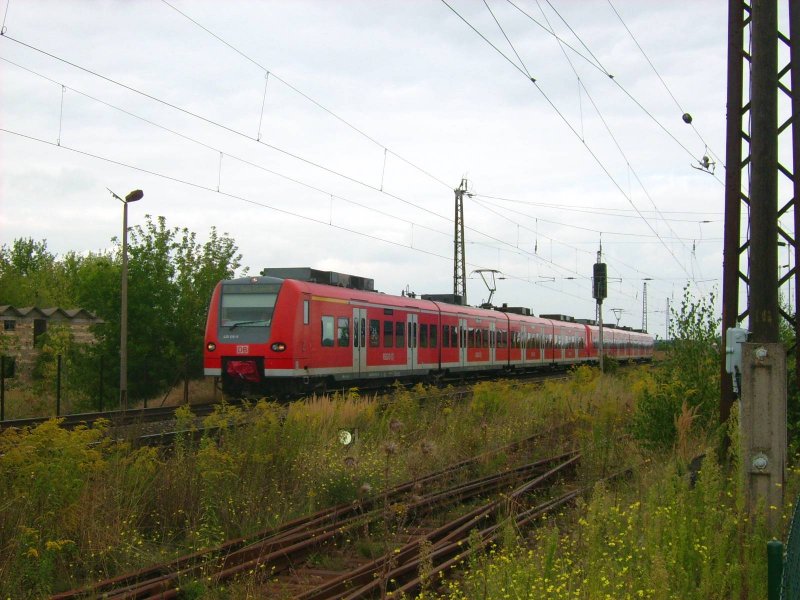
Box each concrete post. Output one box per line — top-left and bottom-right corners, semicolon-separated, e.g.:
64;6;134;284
739;342;787;533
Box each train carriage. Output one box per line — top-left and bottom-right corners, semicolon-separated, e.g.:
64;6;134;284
204;269;653;398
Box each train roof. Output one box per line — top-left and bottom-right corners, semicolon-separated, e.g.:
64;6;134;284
260;267;374;291
225;272;652;338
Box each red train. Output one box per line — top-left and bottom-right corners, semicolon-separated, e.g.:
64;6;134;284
203;268;654;397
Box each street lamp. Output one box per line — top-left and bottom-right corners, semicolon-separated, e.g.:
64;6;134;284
108;188;143;411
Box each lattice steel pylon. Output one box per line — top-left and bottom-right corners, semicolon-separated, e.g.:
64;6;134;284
642;281;648;333
721;0;799;424
453;178;470;304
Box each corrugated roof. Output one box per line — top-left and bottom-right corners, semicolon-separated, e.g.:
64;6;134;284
0;305;101;321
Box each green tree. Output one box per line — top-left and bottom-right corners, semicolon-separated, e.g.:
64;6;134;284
172;226;242;400
0;222;241;406
78;216;241;403
0;238;60;306
631;285;721;449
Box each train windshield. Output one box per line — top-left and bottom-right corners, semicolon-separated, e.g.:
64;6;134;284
220;283;282;328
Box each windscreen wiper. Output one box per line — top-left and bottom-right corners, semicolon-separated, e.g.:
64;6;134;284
229;319;268;330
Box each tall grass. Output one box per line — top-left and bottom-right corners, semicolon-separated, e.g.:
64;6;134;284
2;367;795;598
427;382;799;600
0;377;583;597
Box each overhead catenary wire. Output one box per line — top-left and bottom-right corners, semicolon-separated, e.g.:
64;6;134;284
0;34;463;228
0;50;637;289
504;0;724;184
473;193;722;216
0;125;663;310
440;0;695;282
469;196;663;283
0;7;704;324
529;0;705;275
473;195;717;239
0;54;486;249
160;0;454;192
605;0;725;170
474;194;721;222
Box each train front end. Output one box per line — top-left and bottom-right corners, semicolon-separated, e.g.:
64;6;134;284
204;275;292;397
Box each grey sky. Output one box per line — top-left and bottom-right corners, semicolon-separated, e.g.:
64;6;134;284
0;1;735;335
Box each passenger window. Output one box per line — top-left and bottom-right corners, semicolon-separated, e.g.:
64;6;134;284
321;316;335;347
384;320;394;347
453;326;459;348
443;324;450;348
430;324;437;348
338;317;350;347
396;321;405;348
420;324;428;348
369;319;380;347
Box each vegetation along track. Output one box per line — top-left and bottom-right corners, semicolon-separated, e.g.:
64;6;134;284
52;433;579;599
2;370;571;439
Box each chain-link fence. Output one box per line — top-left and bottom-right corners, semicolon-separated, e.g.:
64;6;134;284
782;490;800;599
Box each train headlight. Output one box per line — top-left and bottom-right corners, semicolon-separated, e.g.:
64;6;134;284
206;342;217;352
271;342;286;352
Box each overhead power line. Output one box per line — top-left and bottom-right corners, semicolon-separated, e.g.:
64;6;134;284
1;49;608;282
2;125;665;308
440;0;695;282
160;0;454;192
605;0;724;170
502;0;724;183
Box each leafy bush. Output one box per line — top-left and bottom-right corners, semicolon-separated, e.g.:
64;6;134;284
631;286;720;449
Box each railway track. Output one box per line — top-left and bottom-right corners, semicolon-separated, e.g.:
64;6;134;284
52;433;579;599
1;368;574;433
0;402;227;432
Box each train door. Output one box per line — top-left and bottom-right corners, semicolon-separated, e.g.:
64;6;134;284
459;317;468;367
299;294;311;359
489;321;496;364
519;324;527;367
406;313;418;371
538;326;546;363
352;308;367;376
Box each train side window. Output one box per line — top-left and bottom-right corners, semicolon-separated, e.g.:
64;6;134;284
338;317;350;347
369;319;380;347
396;321;405;348
484;329;489;348
430;324;437;348
384;320;394;347
452;326;459;348
442;324;450;348
303;300;309;325
420;324;428;348
321;316;335;347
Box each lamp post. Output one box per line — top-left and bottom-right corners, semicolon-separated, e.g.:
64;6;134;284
108;188;143;411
